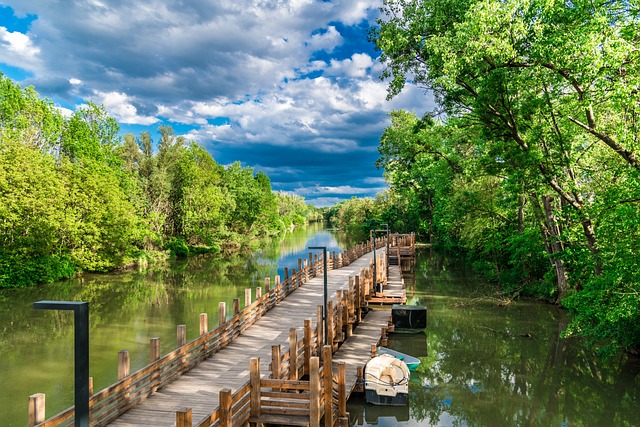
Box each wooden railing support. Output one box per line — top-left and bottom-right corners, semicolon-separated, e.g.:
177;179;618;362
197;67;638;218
271;345;281;380
118;350;130;380
28;393;45;427
177;325;186;347
200;313;208;335
150;337;160;362
218;302;226;326
310;357;321;427
338;362;346;418
322;345;333;427
245;288;252;307
176;407;192;427
220;388;232;427
289;328;298;380
304;319;312;375
250;358;261;419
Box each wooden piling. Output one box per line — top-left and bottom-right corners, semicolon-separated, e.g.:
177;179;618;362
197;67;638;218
218;302;226;326
245;288;252;307
271;345;281;380
28;393;45;427
304;319;312;375
200;313;208;335
177;325;186;347
150;337;160;362
118;350;130;380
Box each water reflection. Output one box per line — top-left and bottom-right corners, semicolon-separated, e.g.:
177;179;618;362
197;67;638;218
349;249;640;427
0;223;348;427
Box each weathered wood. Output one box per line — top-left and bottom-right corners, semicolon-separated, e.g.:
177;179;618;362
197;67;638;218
233;298;240;316
322;345;333;427
245;288;252;308
218;302;226;327
33;242;409;427
309;357;321;427
250;358;261;418
177;325;186;348
338;362;346;418
289;328;298;380
219;388;232;427
200;313;208;335
176;407;192;427
304;319;312;375
150;338;160;362
272;345;281;380
28;393;45;427
118;350;130;380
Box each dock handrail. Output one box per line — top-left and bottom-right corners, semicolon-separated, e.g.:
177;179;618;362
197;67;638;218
28;235;412;427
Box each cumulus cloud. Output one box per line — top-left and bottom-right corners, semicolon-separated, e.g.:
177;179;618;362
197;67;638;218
0;26;40;70
1;0;435;205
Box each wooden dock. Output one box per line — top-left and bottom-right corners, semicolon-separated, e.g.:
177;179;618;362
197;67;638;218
28;236;416;427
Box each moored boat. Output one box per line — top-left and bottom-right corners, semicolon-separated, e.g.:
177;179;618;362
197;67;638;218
364;354;410;406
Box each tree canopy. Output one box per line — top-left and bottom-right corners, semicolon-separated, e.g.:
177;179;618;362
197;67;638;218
0;74;316;287
369;0;640;357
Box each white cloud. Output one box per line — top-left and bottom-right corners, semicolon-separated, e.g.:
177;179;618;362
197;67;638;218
92;91;160;125
0;27;40;70
328;53;374;78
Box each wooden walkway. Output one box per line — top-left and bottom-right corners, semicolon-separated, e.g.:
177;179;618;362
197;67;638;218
110;250;384;426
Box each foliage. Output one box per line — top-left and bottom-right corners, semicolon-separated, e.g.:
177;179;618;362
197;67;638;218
0;74;316;287
371;0;640;356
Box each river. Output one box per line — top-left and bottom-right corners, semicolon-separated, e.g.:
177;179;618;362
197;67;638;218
0;223;348;427
1;228;638;426
348;248;640;426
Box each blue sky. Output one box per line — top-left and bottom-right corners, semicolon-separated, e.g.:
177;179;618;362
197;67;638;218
0;1;434;206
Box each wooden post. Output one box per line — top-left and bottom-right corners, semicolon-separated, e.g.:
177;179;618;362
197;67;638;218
256;286;262;300
308;252;313;279
271;345;281;380
176;408;192;427
284;267;289;281
338;362;346;418
233;298;240;316
177;325;186;347
245;288;252;307
356;367;365;392
335;291;343;342
150;337;160;362
220;388;232;427
200;313;208;335
275;275;281;287
323;345;333;427
381;326;388;346
89;376;93;395
250;358;261;418
316;305;324;356
28;393;45;427
289;328;298;380
310;357;321;427
327;300;334;348
298;258;303;281
354;275;362;323
218;302;226;326
150;337;161;394
264;277;271;293
304;319;312;375
118;350;130;380
371;344;377;358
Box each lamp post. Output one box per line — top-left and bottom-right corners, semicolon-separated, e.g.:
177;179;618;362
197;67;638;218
308;246;328;344
33;301;89;427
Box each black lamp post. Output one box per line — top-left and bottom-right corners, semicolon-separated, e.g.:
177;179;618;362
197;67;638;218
33;301;89;427
308;246;328;344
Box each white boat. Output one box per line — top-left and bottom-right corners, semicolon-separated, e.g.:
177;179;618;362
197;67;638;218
364;354;410;406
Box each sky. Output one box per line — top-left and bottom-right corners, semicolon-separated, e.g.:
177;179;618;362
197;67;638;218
0;0;434;207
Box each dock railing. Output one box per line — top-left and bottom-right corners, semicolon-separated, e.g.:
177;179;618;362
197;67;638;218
28;235;406;427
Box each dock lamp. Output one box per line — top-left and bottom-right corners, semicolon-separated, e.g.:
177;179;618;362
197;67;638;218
33;301;89;427
308;246;328;345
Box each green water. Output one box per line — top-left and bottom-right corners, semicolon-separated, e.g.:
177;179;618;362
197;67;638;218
348;249;640;427
0;223;349;427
